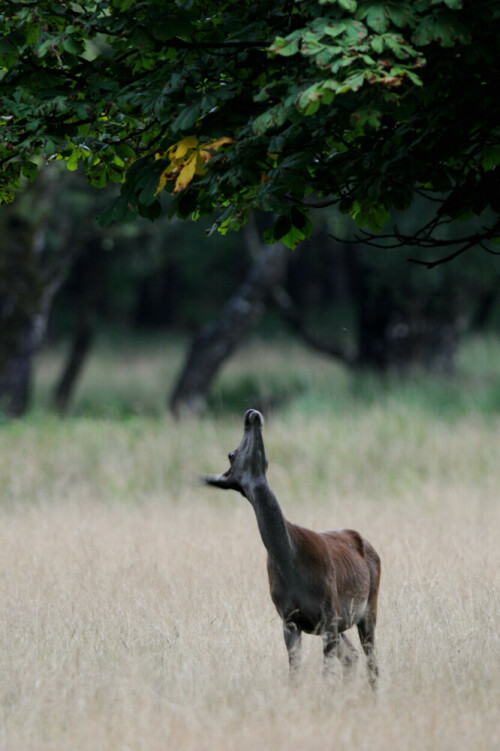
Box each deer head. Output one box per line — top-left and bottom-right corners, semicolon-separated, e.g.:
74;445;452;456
204;408;268;497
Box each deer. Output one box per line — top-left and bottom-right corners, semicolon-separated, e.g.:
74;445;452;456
203;408;381;688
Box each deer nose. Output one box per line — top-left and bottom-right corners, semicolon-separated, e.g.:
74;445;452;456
244;409;264;427
228;451;236;462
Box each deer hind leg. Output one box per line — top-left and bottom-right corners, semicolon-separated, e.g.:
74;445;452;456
337;633;359;679
283;621;302;679
357;615;378;690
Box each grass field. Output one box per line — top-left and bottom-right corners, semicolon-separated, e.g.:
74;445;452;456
1;336;499;750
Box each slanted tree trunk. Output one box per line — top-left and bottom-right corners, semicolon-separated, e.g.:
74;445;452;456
270;286;355;366
0;177;77;418
0;264;73;418
52;311;95;415
169;221;287;415
52;239;103;415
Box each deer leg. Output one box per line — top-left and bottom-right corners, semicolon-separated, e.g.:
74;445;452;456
337;633;359;678
283;621;302;678
322;627;340;680
357;615;378;690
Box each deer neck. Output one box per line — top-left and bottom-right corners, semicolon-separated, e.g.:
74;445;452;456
246;479;295;567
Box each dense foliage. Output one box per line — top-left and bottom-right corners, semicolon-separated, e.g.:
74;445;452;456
1;0;500;257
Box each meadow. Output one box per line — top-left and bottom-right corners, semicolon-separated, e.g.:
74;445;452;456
0;335;499;750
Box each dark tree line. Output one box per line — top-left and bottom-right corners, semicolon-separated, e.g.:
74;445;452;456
1;171;499;419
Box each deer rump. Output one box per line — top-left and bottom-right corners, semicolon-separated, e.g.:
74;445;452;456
267;526;380;635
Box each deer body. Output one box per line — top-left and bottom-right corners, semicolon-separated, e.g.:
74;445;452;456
204;409;380;687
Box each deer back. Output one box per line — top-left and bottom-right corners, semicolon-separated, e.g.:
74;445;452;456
266;525;379;634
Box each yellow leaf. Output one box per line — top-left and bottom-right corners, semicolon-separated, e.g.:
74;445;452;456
205;136;235;151
173;154;197;193
155;135;234;195
199;136;235;164
168;135;198;161
155;167;171;196
194;152;207;176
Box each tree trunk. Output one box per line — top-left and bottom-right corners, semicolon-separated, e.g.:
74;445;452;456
51;239;103;415
0;176;77;418
272;242;460;375
52;312;95;415
0;313;49;418
270;286;355;365
169;223;287;415
355;251;460;374
471;288;498;331
0;271;74;418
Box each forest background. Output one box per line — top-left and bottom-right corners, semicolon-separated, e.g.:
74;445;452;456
0;2;499;750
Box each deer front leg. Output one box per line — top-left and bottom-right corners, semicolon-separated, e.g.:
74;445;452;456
337;632;359;679
283;621;302;678
322;627;340;681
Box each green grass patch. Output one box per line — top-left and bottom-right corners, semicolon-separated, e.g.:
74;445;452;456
30;332;500;422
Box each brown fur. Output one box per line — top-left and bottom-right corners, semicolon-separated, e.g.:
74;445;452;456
204;409;381;687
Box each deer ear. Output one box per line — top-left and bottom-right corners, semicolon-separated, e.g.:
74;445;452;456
202;473;234;490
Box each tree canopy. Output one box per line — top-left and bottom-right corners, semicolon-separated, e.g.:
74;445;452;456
1;0;500;261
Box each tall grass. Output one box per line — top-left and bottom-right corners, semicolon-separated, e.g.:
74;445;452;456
0;335;499;750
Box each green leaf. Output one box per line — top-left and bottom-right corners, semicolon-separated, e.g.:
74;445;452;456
290;206;312;237
296;83;325;112
172;103;201;132
338;0;357;12
264;214;291;243
386;7;414;28
63;37;84;56
364;6;390;33
43;140;57;157
351;200;390;231
21;161;38;181
414;17;458;47
90;167;108;188
138;171;164;206
351;107;381;129
138;199;161;219
322;22;346;39
481;147;500;171
115;143;135;160
370;36;385;54
281;224;307;249
66;150;79;171
0;186;15;206
98;192;137;226
269;34;300;57
25;23;40;46
252;103;290;135
0;35;20;68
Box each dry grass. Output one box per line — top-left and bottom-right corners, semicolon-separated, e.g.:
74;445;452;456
1;340;500;750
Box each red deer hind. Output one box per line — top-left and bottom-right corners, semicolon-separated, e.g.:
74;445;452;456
204;409;381;688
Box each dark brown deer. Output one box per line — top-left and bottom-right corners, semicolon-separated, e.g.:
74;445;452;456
204;409;381;688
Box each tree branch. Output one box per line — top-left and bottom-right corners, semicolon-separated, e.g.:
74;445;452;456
270;287;356;366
